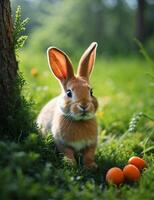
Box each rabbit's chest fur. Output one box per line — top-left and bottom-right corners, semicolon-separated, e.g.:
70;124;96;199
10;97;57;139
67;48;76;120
52;111;98;151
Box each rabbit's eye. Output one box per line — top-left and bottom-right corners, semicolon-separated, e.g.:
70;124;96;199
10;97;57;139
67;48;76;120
90;88;93;96
66;89;72;98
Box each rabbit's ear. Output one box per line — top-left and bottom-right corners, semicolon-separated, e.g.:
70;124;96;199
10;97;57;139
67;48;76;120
77;42;97;79
47;47;74;83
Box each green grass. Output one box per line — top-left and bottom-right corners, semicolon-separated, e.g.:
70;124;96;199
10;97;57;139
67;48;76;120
20;52;154;133
1;51;154;200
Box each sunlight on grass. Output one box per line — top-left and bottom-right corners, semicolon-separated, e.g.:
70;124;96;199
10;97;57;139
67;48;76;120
0;50;153;199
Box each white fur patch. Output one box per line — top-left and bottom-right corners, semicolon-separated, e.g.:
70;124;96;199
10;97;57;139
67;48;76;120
68;139;95;151
70;113;95;121
56;137;96;151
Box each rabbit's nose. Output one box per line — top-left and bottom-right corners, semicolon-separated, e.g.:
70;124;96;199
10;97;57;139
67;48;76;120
78;104;88;112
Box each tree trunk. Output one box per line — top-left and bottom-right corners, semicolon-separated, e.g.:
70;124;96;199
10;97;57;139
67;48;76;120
136;0;145;42
0;0;18;136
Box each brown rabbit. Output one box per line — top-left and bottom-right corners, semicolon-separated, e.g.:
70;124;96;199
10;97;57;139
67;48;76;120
37;42;98;168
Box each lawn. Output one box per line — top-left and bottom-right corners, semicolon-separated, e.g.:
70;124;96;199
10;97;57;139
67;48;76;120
0;52;154;200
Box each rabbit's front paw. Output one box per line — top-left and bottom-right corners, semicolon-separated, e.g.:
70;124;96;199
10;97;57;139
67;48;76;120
83;145;97;169
64;156;77;166
63;147;76;166
84;162;98;170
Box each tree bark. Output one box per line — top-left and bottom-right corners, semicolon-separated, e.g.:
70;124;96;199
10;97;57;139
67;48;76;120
136;0;145;42
0;0;18;135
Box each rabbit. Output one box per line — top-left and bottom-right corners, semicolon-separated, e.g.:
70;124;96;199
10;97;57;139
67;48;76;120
37;42;98;169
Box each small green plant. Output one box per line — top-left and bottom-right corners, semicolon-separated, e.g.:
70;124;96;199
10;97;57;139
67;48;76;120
13;6;29;51
141;130;154;155
128;112;154;133
134;38;153;64
128;112;143;133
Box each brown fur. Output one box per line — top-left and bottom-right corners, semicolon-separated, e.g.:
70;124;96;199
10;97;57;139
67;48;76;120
55;115;97;142
37;42;98;169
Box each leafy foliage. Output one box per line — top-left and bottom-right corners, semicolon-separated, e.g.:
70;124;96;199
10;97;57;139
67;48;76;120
1;72;37;140
1;6;36;140
0;130;154;200
13;5;29;51
134;38;153;63
128;112;154;133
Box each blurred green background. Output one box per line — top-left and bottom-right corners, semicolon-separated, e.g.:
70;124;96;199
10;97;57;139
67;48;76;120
11;0;154;57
